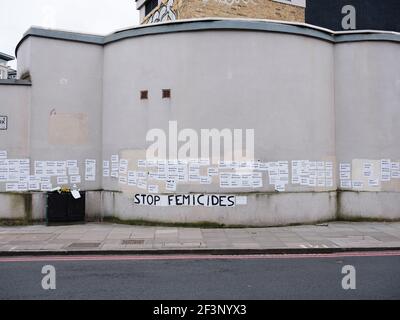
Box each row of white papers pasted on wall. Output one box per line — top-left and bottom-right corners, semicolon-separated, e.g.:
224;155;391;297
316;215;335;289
1;150;399;193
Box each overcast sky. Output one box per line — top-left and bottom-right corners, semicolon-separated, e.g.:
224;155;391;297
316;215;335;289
0;0;140;69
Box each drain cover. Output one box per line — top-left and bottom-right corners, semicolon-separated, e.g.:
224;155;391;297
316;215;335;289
68;242;101;248
122;239;145;245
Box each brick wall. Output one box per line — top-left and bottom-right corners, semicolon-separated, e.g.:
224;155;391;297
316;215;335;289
142;0;305;24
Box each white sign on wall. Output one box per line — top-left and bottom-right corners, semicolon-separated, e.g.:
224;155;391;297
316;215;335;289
134;194;247;207
0;116;7;130
273;0;306;8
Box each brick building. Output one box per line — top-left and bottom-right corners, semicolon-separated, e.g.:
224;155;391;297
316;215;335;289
135;0;306;24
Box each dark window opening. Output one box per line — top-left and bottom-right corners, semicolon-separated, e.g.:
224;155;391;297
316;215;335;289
162;89;171;99
145;0;159;16
140;90;148;100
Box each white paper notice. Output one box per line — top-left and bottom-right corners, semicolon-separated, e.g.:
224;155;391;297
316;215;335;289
291;160;301;185
28;182;40;191
138;160;147;168
340;171;351;180
66;160;78;168
392;171;400;179
137;179;147;190
391;162;400;179
199;158;210;166
368;179;380;187
317;178;326;187
70;175;81;184
40;176;50;184
200;176;212;185
381;159;391;182
188;163;200;182
57;176;69;185
326;179;334;187
68;166;79;175
166;180;177;191
127;171;137;186
241;174;252;188
308;178;317;187
111;161;119;171
252;173;263;188
363;163;373;177
167;165;178;180
207;167;219;176
325;162;333;180
17;183;28;191
148;172;157;180
45;161;56;176
340;163;351;172
177;165;187;182
103;168;110;177
219;173;230;188
6;183;18;192
230;174;241;188
146;159;157;167
111;155;119;178
340;180;352;189
71;190;81;199
110;171;119;178
119;175;127;184
258;162;269;171
85;159;96;181
0;160;8;182
168;159;178;166
40;183;53;191
111;154;119;162
148;185;159;193
218;161;228;169
119;159;128;174
352;181;364;189
339;163;351;183
137;171;147;179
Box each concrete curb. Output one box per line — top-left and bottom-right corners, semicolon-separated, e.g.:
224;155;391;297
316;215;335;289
1;247;400;257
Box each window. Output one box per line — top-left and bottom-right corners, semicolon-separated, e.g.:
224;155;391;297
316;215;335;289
145;0;159;16
140;90;149;100
162;89;171;99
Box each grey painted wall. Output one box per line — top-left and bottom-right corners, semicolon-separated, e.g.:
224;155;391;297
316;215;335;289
335;41;400;164
0;20;398;224
102;31;336;193
333;41;400;220
17;37;104;190
0;85;30;164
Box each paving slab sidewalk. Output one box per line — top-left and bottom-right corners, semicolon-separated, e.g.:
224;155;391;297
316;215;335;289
0;222;400;255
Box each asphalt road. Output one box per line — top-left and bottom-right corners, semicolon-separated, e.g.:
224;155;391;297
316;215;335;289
0;252;399;300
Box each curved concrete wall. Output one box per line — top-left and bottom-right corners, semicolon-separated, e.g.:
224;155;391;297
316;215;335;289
335;41;400;220
101;29;337;225
15;37;104;191
335;41;400;162
2;20;399;225
102;30;336;192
